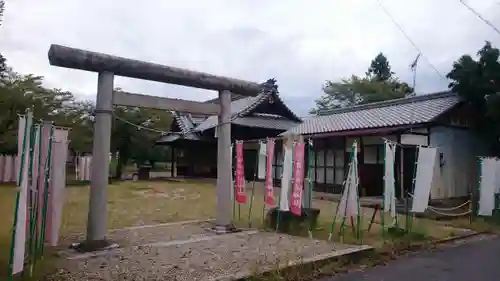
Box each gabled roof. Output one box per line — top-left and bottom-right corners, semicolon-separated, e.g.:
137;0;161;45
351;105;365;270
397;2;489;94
159;79;302;143
283;91;460;136
170;112;204;140
193;91;301;132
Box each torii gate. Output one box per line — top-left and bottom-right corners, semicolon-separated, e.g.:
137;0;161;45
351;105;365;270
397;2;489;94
48;44;263;250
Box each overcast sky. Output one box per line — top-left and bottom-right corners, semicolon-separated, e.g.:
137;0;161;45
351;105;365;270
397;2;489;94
1;0;500;116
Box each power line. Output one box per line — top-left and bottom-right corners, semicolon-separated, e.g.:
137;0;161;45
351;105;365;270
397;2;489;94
458;0;500;37
374;0;448;82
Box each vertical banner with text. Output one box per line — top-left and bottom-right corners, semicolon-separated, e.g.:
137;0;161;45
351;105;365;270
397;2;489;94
290;141;305;216
234;141;247;204
265;139;276;207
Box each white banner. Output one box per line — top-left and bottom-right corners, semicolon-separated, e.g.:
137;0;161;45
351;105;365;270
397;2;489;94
337;142;359;218
257;142;267;180
47;129;69;246
479;157;498;216
411;147;438;213
280;143;293;211
13;113;32;274
383;142;397;218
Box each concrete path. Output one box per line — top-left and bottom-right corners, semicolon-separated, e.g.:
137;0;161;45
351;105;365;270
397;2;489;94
320;234;499;281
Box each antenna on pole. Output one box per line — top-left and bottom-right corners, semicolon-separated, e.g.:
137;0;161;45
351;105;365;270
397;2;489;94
408;53;421;134
410;53;421;93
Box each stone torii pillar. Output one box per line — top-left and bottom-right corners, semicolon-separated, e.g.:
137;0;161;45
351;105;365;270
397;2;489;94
48;44;262;249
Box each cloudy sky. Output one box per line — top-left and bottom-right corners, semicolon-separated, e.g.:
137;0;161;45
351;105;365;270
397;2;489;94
1;0;500;116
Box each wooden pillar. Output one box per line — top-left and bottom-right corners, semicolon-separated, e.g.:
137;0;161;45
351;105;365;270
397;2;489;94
359;136;365;196
170;146;175;178
301;135;312;209
396;133;403;199
322;139;327;192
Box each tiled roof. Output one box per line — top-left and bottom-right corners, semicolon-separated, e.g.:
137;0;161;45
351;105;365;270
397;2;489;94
171;112;201;140
194;91;301;132
232;115;300;131
164;79;302;141
194;94;267;132
283;92;460;136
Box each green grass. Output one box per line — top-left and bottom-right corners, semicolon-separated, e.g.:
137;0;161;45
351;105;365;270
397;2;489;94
0;180;487;280
0;185;16;279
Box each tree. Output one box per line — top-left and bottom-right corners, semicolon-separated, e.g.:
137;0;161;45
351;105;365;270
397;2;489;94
58;100;95;153
0;70;76;152
0;53;173;176
110;90;173;178
447;41;500;138
366;53;394;82
0;0;7;77
310;53;413;114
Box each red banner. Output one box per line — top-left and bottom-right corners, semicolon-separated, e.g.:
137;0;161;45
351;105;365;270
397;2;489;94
234;141;247;204
290;141;305;215
265;139;276;206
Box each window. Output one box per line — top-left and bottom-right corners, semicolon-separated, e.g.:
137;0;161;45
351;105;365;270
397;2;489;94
326;167;334;184
364;145;384;164
313;146;346;186
316;168;325;184
364;146;378;164
335;168;345;185
335;150;345;185
272;143;284;180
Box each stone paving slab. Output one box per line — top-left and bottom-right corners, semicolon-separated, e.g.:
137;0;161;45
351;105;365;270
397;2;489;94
51;221;372;281
58;219;215;249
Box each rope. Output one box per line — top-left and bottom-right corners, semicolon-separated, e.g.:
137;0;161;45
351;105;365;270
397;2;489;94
114;111;235;136
427;207;472;217
407;192;471;211
427;200;471;211
113;114;172;135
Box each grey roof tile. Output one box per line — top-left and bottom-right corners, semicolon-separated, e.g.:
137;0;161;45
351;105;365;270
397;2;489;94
194;93;274;132
168;79;302;137
171;112;200;140
232;116;300;131
284;92;460;135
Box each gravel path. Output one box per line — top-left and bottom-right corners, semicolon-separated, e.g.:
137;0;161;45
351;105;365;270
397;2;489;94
319;234;499;281
50;221;368;281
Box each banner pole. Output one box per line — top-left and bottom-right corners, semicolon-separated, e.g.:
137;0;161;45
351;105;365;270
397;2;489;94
276;140;294;232
381;142;387;241
27;123;37;277
231;143;236;221
306;139;314;238
33;125;44;268
39;124;54;259
340;153;354;243
353;142;362;243
247;145;259;228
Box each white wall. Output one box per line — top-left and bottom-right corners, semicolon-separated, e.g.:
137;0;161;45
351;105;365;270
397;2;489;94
429;126;486;199
401;134;428;146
